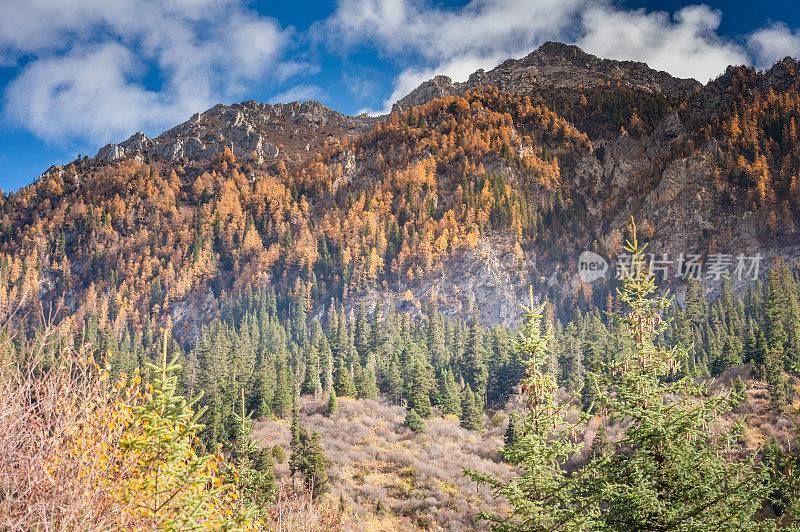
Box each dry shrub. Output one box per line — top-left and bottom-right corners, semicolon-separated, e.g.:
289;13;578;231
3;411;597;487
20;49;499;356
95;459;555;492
262;481;342;532
0;327;130;530
254;395;513;531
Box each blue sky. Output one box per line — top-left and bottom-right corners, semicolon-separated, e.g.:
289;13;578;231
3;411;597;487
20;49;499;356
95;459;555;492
0;0;799;192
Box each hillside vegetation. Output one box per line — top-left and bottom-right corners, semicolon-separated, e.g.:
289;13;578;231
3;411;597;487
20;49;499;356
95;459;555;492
4;43;800;530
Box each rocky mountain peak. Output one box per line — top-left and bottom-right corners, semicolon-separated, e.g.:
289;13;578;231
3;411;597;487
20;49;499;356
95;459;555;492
764;56;800;88
392;75;456;113
395;41;701;110
95;99;377;165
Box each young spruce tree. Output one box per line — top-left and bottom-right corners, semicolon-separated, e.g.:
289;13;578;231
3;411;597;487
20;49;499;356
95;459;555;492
466;288;595;530
587;227;769;530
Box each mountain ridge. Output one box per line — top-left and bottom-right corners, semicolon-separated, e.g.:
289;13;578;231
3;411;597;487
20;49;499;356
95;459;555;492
95;99;378;166
92;41;705;168
6;41;800;334
88;41;800;174
394;41;703;111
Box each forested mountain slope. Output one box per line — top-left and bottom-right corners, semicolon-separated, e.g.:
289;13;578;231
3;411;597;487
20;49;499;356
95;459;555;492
2;42;800;337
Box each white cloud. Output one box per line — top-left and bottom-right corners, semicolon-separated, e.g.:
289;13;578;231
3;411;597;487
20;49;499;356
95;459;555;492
0;0;295;145
578;5;748;83
326;0;583;61
6;44;165;145
3;0;800;147
748;23;800;69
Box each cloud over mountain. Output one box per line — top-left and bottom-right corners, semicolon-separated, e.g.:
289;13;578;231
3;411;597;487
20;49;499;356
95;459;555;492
326;0;758;114
1;0;295;145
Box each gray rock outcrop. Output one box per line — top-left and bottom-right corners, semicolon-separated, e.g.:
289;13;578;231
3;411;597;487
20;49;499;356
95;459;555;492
95;100;377;164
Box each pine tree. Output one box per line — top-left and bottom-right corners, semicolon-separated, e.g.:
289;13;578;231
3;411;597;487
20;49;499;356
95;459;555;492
464;310;488;406
356;363;379;399
300;344;321;398
290;394;300;453
290;425;330;499
230;389;274;510
732;375;748;408
715;336;743;375
385;353;404;404
333;356;356;397
327;388;338;415
767;370;787;412
502;412;519;456
427;304;448;368
321;337;334;394
590;422;611;460
587;224;769;530
355;303;370;362
558;321;582;390
460;383;481;431
466;289;594;530
119;331;241;529
272;444;286;463
404;408;426;433
780;396;800;523
272;356;291;418
749;328;769;379
467;226;771;531
437;367;461;416
254;448;277;503
765;268;788;369
406;358;433;418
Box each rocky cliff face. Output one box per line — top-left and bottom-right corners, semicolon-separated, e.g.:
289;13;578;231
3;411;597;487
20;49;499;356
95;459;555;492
372;46;800;323
96;100;377;165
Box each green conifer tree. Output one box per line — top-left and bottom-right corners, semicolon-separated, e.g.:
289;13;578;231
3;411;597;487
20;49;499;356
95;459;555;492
333;356;356;397
590;422;611;460
327;388;338;415
460;383;481;431
122;331;241;529
587;225;769;530
466;290;593;530
467;225;771;531
502;412;519;456
732;375;748;409
230;389;274;511
404;408;426;433
272;356;291;418
290;426;330;499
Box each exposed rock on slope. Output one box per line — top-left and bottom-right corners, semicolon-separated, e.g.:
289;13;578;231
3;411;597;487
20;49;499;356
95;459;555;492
96;100;377;165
